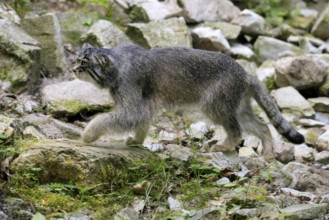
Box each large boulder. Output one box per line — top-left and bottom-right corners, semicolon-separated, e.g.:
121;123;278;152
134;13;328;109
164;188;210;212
41;79;113;118
274;55;329;90
127;17;192;48
13;139;149;184
0;19;40;93
254;36;305;63
180;0;240;23
80;19;131;48
22;13;66;77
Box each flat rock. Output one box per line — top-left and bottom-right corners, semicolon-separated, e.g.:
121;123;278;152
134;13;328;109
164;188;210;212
13;139;149;184
271;86;315;119
41;79;113;118
127;17;191;49
80;19;131;48
308;97;329;113
254;36;305;63
274;55;329;90
180;0;240;23
281;188;317;202
281;204;329;220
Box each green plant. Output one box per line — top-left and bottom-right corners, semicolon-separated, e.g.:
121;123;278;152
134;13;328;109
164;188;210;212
251;0;292;26
8;0;30;18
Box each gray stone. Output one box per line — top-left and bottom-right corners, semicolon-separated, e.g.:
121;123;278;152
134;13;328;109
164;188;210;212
192;27;230;54
205;152;241;171
127;17;191;49
0;19;40;93
114;207;138;220
158;130;178;144
234;207;280;219
281;203;329;220
281;188;317;202
0;3;20;24
305;127;326;146
231;43;254;60
180;0;240;23
168;196;182;211
41;79;113;118
80;20;131;48
294;144;315;162
22;13;66;77
311;3;329;40
315;112;329;124
254;36;305;63
299;118;326;127
271;86;315;119
274;55;329;90
255;60;276;82
187;121;209;140
232;9;265;36
308;97;329;113
0;115;15;144
236;60;257;76
320;194;329;204
22;126;46;140
216;177;230;186
315;151;329;164
0;211;8;220
315;130;329;151
199;21;241;40
274;140;295;163
165;144;193;161
129;0;182;22
238;147;258;158
281;162;312;188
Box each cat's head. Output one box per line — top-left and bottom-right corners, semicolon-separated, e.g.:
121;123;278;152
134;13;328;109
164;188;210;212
72;43;112;87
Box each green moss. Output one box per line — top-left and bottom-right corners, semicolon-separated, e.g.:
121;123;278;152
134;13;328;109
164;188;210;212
129;6;149;22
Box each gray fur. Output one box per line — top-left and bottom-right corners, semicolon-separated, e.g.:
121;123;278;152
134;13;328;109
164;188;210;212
73;43;304;161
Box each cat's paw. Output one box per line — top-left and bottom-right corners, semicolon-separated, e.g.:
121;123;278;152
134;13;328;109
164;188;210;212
125;136;142;146
82;130;99;143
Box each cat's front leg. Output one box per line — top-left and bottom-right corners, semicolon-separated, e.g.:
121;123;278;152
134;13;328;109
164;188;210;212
82;113;110;143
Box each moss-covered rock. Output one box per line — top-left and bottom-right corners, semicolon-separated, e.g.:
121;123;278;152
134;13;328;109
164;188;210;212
13;139;149;184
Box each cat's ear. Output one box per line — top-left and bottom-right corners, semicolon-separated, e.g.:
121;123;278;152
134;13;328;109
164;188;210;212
94;53;110;66
82;43;93;49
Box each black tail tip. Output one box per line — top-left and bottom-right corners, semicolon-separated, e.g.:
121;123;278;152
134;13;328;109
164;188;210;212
288;132;305;144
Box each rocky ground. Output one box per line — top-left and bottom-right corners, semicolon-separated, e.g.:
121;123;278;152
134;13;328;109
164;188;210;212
1;0;329;219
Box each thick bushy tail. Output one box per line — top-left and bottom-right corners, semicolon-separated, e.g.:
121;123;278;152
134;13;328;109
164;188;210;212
247;75;304;144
